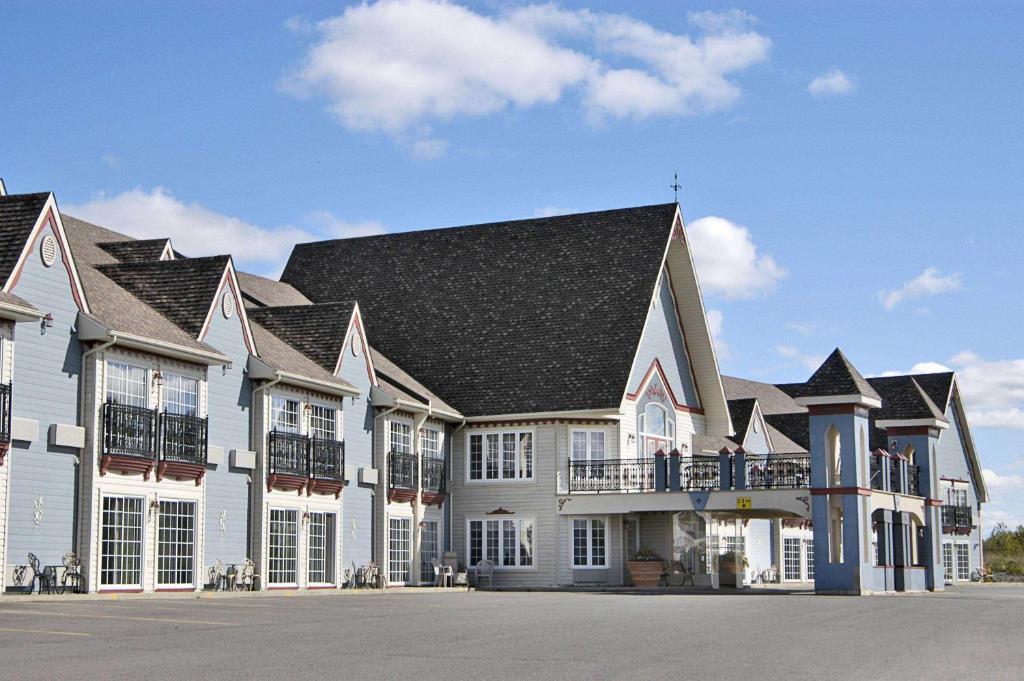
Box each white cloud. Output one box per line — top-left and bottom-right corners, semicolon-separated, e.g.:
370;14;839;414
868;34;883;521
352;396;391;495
101;154;121;170
785;321;816;336
706;308;730;360
879;267;963;311
533;206;570;218
775;344;825;371
66;187;384;276
686;216;787;299
808;68;855;97
983;469;1024;490
282;1;770;151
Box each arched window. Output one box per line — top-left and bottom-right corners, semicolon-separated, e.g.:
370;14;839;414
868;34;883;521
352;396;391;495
901;444;916;466
638;403;675;457
825;425;841;487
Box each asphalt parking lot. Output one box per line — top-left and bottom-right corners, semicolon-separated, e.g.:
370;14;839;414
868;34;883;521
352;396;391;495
0;585;1020;681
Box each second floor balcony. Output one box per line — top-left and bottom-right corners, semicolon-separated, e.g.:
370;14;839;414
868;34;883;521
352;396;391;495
101;402;208;484
942;504;973;532
267;430;345;497
388;450;417;502
0;382;12;466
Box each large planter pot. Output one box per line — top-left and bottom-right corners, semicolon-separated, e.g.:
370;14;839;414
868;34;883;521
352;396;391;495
718;558;740;587
628;560;663;587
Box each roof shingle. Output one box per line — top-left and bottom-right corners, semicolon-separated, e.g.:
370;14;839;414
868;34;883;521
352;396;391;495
798;348;881;402
98;238;171;263
0;192;49;283
247;302;355;373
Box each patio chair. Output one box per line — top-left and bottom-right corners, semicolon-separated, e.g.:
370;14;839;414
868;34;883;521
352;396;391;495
57;552;83;594
238;558;260;591
475;559;494;589
661;560;695;587
210;560;225;590
26;553;55;594
432;557;454;587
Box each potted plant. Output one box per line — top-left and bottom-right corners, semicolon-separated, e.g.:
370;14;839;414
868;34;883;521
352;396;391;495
717;550;748;587
627;547;664;587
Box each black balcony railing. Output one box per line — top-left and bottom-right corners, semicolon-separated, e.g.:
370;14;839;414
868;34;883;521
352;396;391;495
870;457;884;490
268;430;309;477
568;459;656;492
389;450;417;490
103;402;157;458
310;437;345;481
745;455;811;489
158;412;208;465
0;382;11;444
942;505;973;528
906;464;920;496
682;457;720;491
422;457;446;495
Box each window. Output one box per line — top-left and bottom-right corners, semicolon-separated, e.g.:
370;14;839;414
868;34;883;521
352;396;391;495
390;422;412;454
309;405;337;441
783;537;802;581
467;518;534;568
948;487;968;506
106;361;148;407
805;540;815;580
942;543;954;583
720;535;746;556
268;509;299;585
639;403;674;456
157;500;196;587
467;431;533;481
420;520;439;582
571;431;606;463
100;495;145;588
955;544;970;581
307;512;336;585
270;397;300;434
572;517;607;568
161;374;198;416
420;428;441;459
389;517;412;584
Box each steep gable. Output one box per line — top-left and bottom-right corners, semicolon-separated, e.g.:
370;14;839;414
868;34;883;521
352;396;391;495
796;348;880;403
248;302;356;374
282;203;679;416
98;238;174;263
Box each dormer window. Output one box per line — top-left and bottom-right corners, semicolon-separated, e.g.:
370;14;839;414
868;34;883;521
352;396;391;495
638;403;675;456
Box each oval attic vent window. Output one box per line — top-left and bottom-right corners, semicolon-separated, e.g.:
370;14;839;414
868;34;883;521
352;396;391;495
352;332;362;356
222;291;235;319
40;234;57;267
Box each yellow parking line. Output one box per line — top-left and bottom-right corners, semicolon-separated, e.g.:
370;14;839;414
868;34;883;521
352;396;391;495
0;626;90;637
0;608;237;626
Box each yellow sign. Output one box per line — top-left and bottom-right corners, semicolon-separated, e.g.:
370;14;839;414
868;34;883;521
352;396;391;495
736;496;752;510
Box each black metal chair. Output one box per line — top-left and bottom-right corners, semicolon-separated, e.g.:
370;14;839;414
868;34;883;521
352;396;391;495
57;552;83;594
26;553;55;594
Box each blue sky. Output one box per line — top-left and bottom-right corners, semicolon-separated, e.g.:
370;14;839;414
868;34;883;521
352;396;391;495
3;2;1023;530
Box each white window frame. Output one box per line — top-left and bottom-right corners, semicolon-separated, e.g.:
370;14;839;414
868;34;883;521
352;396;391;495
307;511;337;586
388;516;413;584
571;429;607;464
269;395;301;434
268;507;299;586
99;494;146;589
160;373;199;417
954;542;971;581
420;427;442;459
156;498;197;588
390;420;413;455
638;402;675;455
420;519;441;583
465;429;535;483
570;516;608;569
106;361;149;408
309;402;338;442
465;517;536;570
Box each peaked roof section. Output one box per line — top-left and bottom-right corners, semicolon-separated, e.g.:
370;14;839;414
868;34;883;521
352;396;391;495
97;256;231;338
727;398;758;442
281;203;679;417
236;271;312;309
248;321;357;394
797;348;881;402
370;347;460;416
866;375;947;422
721;376;805;416
909;372;955;413
99;238;172;263
0;192;50;283
247;302;356;373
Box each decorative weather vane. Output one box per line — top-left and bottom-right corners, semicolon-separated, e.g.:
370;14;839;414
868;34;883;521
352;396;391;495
670;173;682;202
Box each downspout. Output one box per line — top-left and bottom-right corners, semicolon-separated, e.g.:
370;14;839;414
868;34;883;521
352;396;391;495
249;372;282;580
448;415;467;559
373;404;400;569
77;334;116;592
412;407;429;584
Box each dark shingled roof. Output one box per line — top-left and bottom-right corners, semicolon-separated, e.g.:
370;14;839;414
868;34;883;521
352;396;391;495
98;238;171;263
247;302;356;373
237;271;312;309
0;192;49;282
866;375;947;422
764;412;810;451
727;398;758;442
281;203;679;416
97;256;229;338
797;348;881;402
909;372;955;413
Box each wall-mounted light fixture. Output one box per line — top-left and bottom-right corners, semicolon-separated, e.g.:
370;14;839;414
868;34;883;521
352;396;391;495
42;313;54;329
152;370;164;388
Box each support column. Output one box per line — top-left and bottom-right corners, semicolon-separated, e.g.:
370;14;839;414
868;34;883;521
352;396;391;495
668;449;681;492
654;449;667;492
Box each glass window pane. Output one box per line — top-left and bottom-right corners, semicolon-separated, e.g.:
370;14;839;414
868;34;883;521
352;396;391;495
485;434;500;480
270;397;300;433
502;433;516;479
573;519;587;566
519;433;533;479
519;520;533;566
591;519;606;566
310;405;336;441
469;435;483;480
469;520;483;565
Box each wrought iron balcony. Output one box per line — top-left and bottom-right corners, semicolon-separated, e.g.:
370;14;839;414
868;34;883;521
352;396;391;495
889;463;901;494
422;456;446;495
942;504;973;528
310;437;345;481
568;459;656;492
744;455;811;489
682;457;720;491
102;402;157;459
158;412;208;465
389;450;417;490
0;382;11;444
268;430;309;477
906;464;920;496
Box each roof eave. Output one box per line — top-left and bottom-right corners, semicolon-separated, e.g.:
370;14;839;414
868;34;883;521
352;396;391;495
0;300;44;322
875;418;949;430
248;355;360;398
795;394;882;409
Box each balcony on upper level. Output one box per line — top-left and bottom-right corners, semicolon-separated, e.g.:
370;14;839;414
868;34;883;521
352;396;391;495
266;431;345;497
942;505;973;534
101;402;209;484
0;382;11;466
421;456;447;505
387;450;417;503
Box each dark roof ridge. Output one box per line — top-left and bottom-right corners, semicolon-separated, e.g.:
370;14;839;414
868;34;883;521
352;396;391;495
247;301;357;373
800;348;881;401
